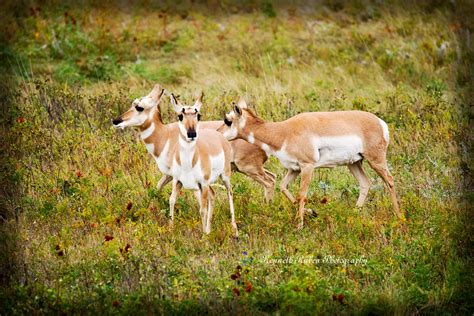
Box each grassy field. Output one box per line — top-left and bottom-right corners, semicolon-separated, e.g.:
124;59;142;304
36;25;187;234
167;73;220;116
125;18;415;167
1;1;473;314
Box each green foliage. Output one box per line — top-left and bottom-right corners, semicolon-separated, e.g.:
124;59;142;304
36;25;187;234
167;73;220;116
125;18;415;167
1;1;472;315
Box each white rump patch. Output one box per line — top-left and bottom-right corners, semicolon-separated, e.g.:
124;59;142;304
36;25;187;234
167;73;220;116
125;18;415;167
378;118;389;143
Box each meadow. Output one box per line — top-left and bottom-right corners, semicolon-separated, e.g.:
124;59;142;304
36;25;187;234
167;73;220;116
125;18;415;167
0;1;473;314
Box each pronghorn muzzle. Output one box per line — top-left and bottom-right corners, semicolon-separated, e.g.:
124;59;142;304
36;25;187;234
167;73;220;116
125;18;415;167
112;117;123;126
187;129;197;140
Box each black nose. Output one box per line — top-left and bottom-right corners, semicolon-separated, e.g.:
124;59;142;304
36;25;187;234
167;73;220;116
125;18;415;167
112;117;123;125
187;130;197;139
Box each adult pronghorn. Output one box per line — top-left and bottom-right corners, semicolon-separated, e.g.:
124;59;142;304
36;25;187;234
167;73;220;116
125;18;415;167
112;86;275;202
168;92;237;236
112;85;240;235
218;98;401;229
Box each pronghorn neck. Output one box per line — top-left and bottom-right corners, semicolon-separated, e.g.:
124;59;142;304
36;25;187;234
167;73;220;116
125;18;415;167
242;119;284;153
177;132;199;168
140;108;164;141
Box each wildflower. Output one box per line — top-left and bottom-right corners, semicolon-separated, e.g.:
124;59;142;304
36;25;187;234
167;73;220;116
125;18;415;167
244;281;253;293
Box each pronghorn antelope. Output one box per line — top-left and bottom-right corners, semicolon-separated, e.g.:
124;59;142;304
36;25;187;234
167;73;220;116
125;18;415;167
218;98;401;229
112;86;275;202
168;93;237;236
112;85;241;235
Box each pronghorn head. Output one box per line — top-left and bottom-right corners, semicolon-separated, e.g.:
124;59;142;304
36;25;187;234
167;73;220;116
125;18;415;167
170;92;203;142
218;97;254;141
112;84;164;129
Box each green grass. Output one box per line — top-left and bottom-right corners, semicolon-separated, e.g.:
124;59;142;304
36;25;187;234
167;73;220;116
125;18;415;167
1;1;473;314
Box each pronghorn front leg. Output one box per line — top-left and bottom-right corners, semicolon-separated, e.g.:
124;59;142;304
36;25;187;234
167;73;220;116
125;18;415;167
169;179;182;226
280;169;300;204
199;186;210;233
296;164;314;230
157;174;172;191
205;186;216;235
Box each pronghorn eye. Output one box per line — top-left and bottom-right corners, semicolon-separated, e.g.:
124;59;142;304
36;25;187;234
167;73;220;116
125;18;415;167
197;113;201;121
135;105;144;112
178;114;183;121
224;118;232;126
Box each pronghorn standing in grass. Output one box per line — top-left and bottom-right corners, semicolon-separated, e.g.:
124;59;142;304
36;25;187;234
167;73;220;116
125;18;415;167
112;86;275;202
218;98;401;229
112;85;239;235
168;93;237;236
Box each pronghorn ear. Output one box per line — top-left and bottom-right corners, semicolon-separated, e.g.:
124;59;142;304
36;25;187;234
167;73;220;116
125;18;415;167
233;102;242;116
223;111;232;126
194;91;203;112
170;93;182;113
237;97;248;109
148;84;163;100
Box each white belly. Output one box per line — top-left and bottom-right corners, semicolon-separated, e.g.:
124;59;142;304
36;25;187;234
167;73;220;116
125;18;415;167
171;159;203;190
313;135;363;168
171;151;225;190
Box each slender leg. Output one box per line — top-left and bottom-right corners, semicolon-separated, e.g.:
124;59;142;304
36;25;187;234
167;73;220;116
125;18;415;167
366;158;401;218
169;179;182;226
348;161;371;207
205;186;215;235
200;186;209;232
221;175;239;237
296;165;314;230
236;166;276;202
242;171;275;203
263;170;277;202
280;169;300;204
156;174;172;191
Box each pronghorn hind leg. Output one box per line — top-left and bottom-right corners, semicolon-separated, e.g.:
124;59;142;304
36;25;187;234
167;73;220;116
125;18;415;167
348;161;371;207
157;174;172;191
366;158;401;218
242;169;276;203
234;163;276;202
265;169;277;182
262;169;276;202
296;165;314;230
169;179;182;227
280;169;300;204
221;175;238;237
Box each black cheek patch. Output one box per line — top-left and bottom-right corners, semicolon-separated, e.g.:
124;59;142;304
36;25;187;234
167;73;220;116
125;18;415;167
178;114;183;121
197;114;201;121
224;118;232;126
